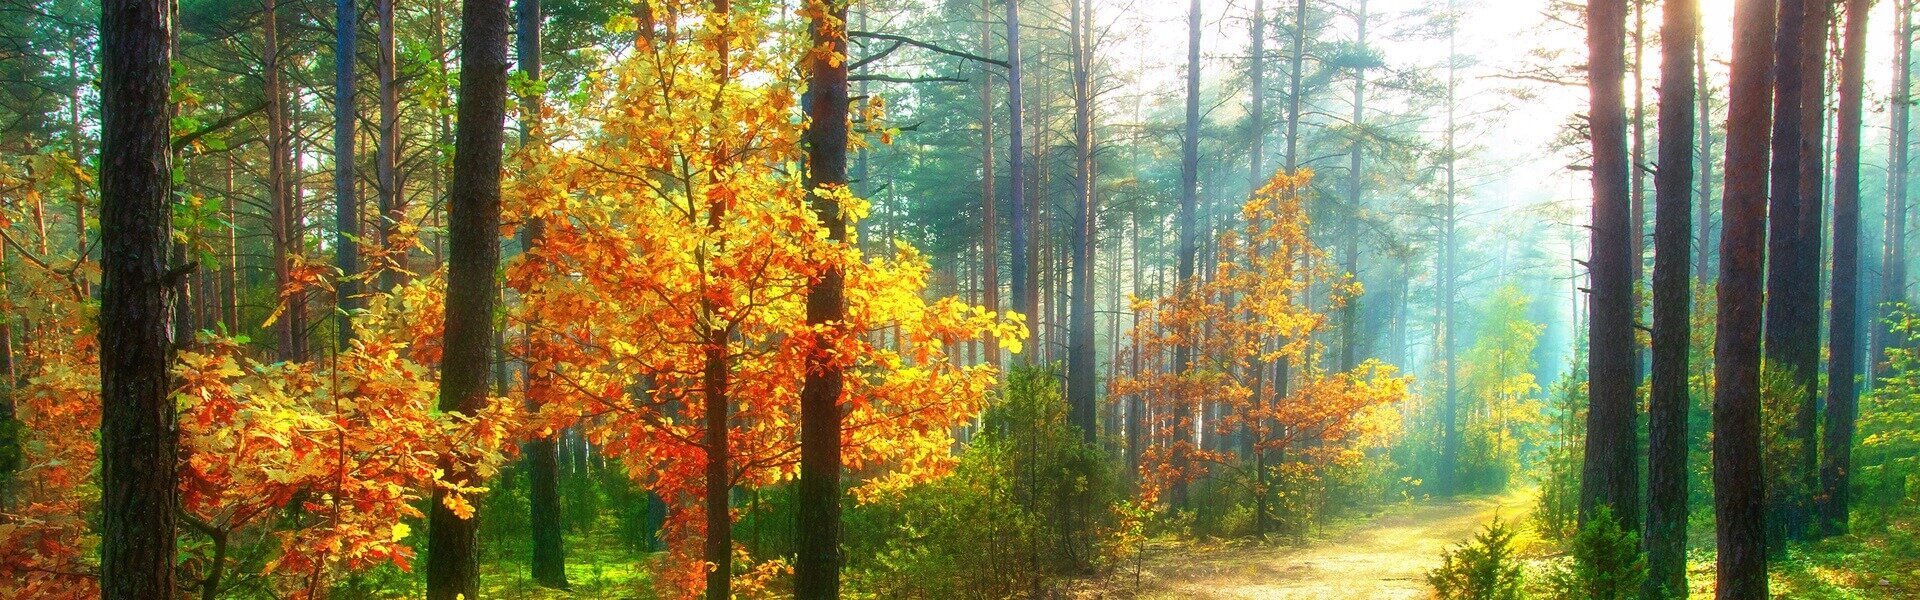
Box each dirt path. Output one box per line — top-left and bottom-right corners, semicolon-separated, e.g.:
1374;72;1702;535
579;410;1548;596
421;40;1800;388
1104;489;1537;599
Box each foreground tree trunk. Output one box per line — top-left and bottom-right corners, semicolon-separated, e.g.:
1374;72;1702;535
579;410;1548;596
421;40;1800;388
1820;0;1869;539
516;0;567;587
1646;0;1698;594
797;1;851;597
1715;0;1778;594
98;0;178;595
424;0;511;595
1763;0;1830;543
1581;0;1642;530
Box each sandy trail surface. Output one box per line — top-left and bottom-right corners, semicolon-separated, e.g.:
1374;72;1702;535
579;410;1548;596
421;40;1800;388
1099;489;1536;599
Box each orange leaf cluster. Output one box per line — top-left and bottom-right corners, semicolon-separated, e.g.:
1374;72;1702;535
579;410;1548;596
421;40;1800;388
501;2;1021;596
1112;170;1408;499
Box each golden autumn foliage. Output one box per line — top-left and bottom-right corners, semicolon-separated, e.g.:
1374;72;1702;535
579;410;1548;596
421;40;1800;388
0;274;521;599
507;2;1020;595
1112;170;1408;506
0;3;1019;599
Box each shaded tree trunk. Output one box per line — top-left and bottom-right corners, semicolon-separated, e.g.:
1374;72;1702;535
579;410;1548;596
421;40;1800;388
1878;0;1913;380
516;0;567;587
376;0;403;292
1763;0;1829;545
1067;0;1097;442
1714;0;1779;594
98;0;178;595
1582;0;1642;530
1646;0;1697;594
1007;0;1032;354
423;0;511;595
265;0;301;362
981;0;999;366
797;1;851;597
1341;0;1367;373
1819;0;1869;540
1171;0;1202;509
333;0;359;349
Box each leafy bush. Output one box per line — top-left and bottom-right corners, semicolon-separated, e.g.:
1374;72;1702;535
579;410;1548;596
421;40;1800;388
1533;363;1584;543
842;366;1120;597
1427;517;1526;600
1859;306;1920;523
1542;506;1645;600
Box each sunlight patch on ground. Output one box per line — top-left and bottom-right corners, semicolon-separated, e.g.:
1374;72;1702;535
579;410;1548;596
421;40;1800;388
1090;488;1537;599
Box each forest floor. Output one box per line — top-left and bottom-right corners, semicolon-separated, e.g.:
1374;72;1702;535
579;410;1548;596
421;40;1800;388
1084;487;1540;599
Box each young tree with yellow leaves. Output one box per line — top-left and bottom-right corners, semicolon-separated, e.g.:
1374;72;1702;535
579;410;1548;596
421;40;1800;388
1114;171;1407;539
504;2;1021;597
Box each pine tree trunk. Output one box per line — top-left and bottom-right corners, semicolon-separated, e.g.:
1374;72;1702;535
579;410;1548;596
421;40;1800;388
1715;0;1778;594
1437;0;1460;497
1582;0;1642;530
1696;33;1716;283
99;0;178;595
376;0;402;292
981;0;999;366
1006;0;1032;355
1763;0;1830;545
1341;0;1367;373
1177;0;1200;316
516;0;567;587
333;0;359;349
1067;0;1098;443
1790;0;1833;543
1646;0;1698;594
1877;0;1913;381
265;0;301;362
424;0;511;595
1819;0;1869;539
797;1;850;597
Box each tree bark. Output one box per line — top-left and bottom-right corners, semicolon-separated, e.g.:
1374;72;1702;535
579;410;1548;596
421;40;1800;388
99;0;178;595
516;0;567;587
1169;0;1202;509
980;0;999;366
1582;0;1642;530
1006;0;1033;354
376;0;403;292
1790;0;1833;543
1341;0;1367;373
1715;0;1778;594
1647;0;1697;594
1067;0;1097;442
333;0;360;349
1878;0;1913;381
265;0;301;362
797;1;850;597
424;0;511;595
1819;0;1869;540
